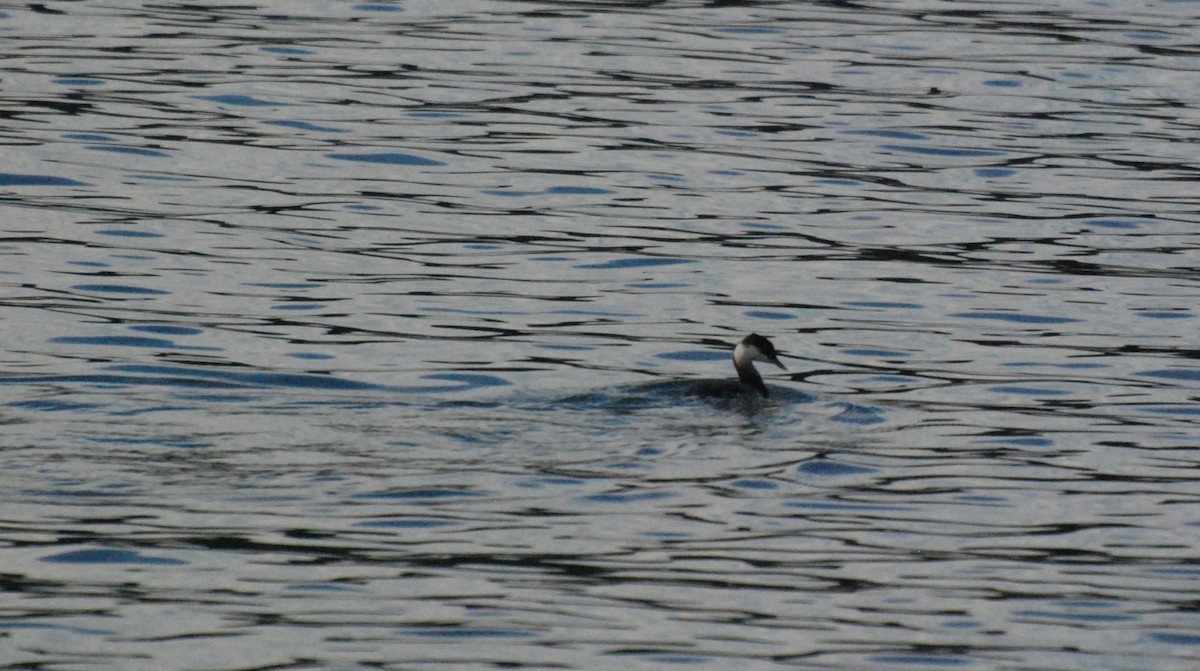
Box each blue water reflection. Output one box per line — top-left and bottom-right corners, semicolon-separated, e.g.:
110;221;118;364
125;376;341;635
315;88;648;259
42;549;187;566
0;173;87;186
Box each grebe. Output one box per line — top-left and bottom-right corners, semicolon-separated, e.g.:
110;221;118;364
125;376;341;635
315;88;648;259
687;333;787;400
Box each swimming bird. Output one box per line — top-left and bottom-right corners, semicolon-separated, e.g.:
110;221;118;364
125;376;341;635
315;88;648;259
687;333;787;400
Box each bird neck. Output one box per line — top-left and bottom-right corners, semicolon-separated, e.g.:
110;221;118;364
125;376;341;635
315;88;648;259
733;346;768;398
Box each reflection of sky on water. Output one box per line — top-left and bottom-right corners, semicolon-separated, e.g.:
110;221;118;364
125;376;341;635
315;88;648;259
1;1;1199;669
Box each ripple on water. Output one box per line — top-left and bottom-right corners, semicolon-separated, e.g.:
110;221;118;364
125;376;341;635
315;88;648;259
2;1;1199;670
41;549;188;566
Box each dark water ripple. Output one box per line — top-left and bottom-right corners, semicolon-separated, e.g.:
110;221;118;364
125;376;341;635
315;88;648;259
2;1;1200;670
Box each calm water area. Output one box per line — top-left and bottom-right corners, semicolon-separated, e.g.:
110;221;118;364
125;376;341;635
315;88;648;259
2;1;1199;669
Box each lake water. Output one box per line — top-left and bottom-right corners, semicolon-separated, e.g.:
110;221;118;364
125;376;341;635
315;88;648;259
2;1;1199;669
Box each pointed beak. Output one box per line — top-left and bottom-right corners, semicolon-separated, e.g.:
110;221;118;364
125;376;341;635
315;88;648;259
769;355;787;371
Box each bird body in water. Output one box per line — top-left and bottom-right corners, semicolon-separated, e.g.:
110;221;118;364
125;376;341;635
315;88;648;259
687;333;787;400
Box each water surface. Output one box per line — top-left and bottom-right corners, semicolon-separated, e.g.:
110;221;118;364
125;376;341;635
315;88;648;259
2;1;1200;670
